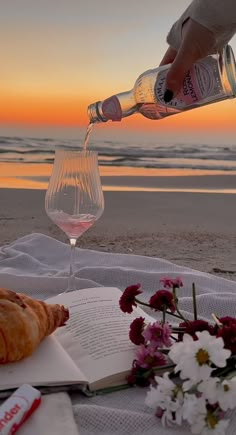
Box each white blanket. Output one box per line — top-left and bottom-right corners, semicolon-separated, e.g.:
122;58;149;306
1;233;236;435
19;393;79;435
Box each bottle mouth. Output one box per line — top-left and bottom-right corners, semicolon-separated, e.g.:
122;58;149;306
224;45;236;96
87;102;106;123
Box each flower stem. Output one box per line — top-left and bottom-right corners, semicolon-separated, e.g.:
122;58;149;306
135;299;152;308
153;363;175;373
212;313;222;327
192;283;197;321
135;298;183;320
162;306;166;324
172;289;189;323
165;311;184;320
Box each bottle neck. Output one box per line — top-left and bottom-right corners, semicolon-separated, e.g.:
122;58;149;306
88;90;137;123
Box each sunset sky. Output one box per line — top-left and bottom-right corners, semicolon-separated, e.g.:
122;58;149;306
1;0;236;145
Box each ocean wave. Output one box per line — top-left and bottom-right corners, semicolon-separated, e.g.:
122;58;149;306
0;136;236;171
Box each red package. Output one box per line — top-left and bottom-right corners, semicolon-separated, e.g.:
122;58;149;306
0;384;41;435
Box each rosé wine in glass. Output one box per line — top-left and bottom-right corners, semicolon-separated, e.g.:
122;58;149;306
47;211;96;239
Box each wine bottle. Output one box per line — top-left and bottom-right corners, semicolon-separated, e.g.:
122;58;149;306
88;45;236;123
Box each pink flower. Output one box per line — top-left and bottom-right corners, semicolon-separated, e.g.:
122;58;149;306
216;319;236;354
136;344;166;369
126;360;152;387
178;320;215;341
129;317;145;345
119;284;142;313
160;277;183;289
218;316;236;327
143;321;172;348
213;316;236;354
149;290;176;313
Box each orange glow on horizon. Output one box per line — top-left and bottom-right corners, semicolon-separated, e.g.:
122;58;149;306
0;90;236;133
0;93;88;126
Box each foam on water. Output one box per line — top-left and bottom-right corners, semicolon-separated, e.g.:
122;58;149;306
1;136;236;171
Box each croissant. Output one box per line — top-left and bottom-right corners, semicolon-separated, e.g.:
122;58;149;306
0;288;69;363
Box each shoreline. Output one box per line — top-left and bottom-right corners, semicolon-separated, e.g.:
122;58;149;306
1;162;236;192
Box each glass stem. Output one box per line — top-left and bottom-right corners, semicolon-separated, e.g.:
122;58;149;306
67;238;77;292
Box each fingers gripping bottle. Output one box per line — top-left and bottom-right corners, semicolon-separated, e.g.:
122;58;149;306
88;45;236;123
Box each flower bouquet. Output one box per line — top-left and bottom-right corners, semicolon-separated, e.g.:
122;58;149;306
119;278;236;434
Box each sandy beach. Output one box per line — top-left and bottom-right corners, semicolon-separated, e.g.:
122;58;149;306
1;170;236;281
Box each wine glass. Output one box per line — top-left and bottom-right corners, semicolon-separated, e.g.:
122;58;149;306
45;148;104;293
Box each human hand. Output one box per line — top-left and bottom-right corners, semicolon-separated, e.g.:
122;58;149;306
160;18;216;102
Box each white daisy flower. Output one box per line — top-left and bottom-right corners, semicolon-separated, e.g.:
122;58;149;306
188;397;229;435
145;384;165;410
198;377;220;404
169;333;193;365
161;396;184;427
182;393;206;424
145;372;184;426
198;376;236;411
192;418;229;435
217;378;236;411
169;331;231;385
194;331;231;368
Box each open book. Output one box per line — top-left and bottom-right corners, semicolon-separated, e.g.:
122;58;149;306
0;287;153;398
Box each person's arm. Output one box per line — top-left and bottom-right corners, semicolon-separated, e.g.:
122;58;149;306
161;0;236;102
168;0;236;54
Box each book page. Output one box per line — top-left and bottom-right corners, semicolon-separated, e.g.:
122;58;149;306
47;287;153;388
0;335;88;391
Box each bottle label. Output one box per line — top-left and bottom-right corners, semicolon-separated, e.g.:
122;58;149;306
155;57;222;109
102;96;122;121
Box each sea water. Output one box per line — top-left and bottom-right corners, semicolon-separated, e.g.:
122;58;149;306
0;136;236;172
